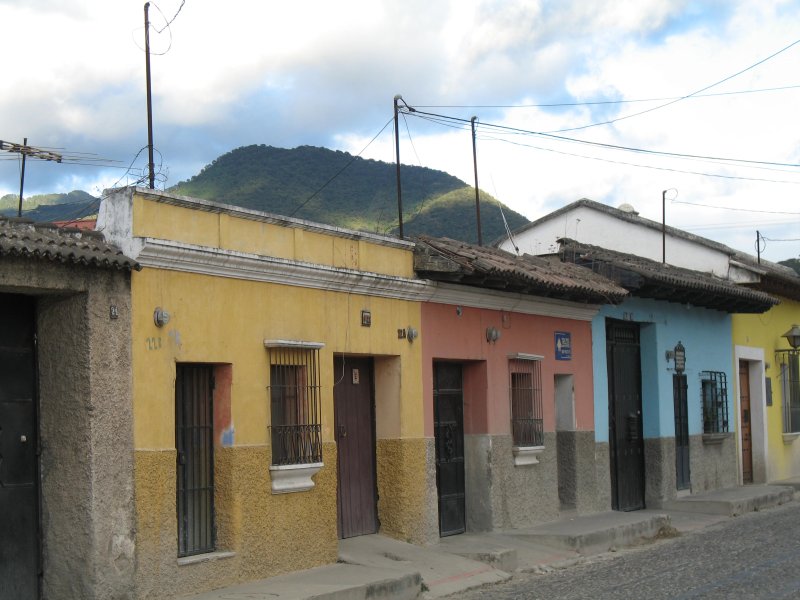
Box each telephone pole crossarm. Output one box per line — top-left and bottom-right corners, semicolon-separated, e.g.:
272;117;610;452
0;141;62;163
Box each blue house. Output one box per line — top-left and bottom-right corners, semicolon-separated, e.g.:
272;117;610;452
558;239;777;509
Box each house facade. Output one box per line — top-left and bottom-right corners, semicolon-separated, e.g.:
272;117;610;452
413;237;627;529
98;187;433;599
0;218;139;600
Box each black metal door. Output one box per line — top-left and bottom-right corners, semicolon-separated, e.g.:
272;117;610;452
606;320;645;511
434;362;465;536
673;374;691;490
334;357;378;539
0;294;40;599
176;364;215;557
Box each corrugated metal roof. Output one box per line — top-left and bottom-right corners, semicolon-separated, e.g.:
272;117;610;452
558;239;778;314
414;236;628;304
0;217;140;271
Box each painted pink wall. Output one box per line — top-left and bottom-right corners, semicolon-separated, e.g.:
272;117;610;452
421;303;594;438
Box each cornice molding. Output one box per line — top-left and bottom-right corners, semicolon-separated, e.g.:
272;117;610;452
136;238;600;320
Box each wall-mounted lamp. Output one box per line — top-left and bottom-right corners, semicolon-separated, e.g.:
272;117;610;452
782;324;800;349
486;326;501;343
154;307;170;328
407;326;418;343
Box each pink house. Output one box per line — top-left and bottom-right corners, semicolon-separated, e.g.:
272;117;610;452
414;237;627;535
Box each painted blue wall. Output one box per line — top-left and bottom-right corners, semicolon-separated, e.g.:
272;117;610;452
592;297;733;442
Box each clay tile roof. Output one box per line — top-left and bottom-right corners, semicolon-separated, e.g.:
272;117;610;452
414;235;628;304
558;238;778;314
0;217;140;271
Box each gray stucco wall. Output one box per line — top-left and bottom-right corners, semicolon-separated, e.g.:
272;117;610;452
1;257;135;599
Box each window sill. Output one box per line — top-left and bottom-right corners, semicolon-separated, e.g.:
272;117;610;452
782;432;800;444
177;550;235;566
702;432;732;445
269;462;324;494
513;445;545;466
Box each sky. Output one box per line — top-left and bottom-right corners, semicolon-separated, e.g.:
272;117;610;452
1;0;799;262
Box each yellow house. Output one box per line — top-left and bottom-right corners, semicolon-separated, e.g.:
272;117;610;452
732;265;800;485
98;187;435;599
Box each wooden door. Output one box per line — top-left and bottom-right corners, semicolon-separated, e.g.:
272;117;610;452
434;362;465;536
0;294;40;599
739;361;753;484
607;320;645;511
334;357;378;539
176;364;215;557
673;374;691;490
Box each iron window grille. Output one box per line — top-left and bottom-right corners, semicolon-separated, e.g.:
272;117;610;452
509;355;544;447
266;342;323;466
700;371;729;434
777;349;800;434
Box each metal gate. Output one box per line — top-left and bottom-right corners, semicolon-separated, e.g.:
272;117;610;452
0;294;40;599
673;374;691;490
606;320;645;511
176;364;215;557
334;357;378;539
434;362;465;536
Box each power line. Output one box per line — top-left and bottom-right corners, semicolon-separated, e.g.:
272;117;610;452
413;84;800;109
671;200;800;215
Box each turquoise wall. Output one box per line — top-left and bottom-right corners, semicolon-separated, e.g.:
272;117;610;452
592;297;733;442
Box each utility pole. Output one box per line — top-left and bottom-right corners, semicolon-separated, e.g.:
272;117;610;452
757;230;762;265
0;140;62;217
144;2;156;189
393;94;404;238
662;189;667;264
470;117;483;246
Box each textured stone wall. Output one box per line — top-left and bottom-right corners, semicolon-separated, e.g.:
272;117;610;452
376;438;438;545
689;434;738;492
2;257;136;600
134;443;338;600
594;442;612;512
557;430;600;514
644;437;675;508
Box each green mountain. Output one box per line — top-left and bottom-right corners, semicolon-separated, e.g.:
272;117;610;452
1;190;97;219
170;145;529;244
779;258;800;277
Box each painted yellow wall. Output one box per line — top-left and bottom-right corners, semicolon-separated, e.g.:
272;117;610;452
128;191;428;595
733;298;800;481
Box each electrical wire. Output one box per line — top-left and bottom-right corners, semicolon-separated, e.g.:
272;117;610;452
412;84;800;109
671;200;800;215
289;116;394;218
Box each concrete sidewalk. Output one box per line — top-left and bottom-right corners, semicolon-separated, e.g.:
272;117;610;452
180;483;796;600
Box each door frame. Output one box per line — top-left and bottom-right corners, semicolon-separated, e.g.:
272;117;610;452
606;318;645;511
734;346;767;484
433;360;466;537
333;355;378;539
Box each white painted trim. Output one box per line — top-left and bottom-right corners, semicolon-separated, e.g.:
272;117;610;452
269;462;324;494
512;445;545;466
134;238;601;320
734;345;768;484
177;551;235;566
508;353;544;361
264;340;324;350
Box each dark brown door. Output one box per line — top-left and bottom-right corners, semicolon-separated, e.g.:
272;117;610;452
334;357;378;539
674;374;691;490
0;294;40;599
607;319;645;511
739;361;753;484
434;362;465;536
176;364;215;557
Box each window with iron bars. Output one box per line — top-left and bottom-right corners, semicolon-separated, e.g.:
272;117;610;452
700;371;729;434
267;343;323;466
509;356;544;447
778;350;800;434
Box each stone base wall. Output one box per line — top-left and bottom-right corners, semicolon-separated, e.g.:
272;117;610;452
376;438;438;545
465;433;560;530
557;430;601;514
593;442;612;513
134;443;338;600
689;433;738;493
644;437;675;508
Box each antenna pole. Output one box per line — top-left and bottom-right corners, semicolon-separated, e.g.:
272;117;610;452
144;2;155;189
471;117;482;246
394;94;404;238
757;230;761;264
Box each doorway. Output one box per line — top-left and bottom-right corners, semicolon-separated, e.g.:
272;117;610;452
334;356;378;539
673;374;691;490
434;362;465;536
738;361;753;484
606;319;645;511
0;294;40;599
